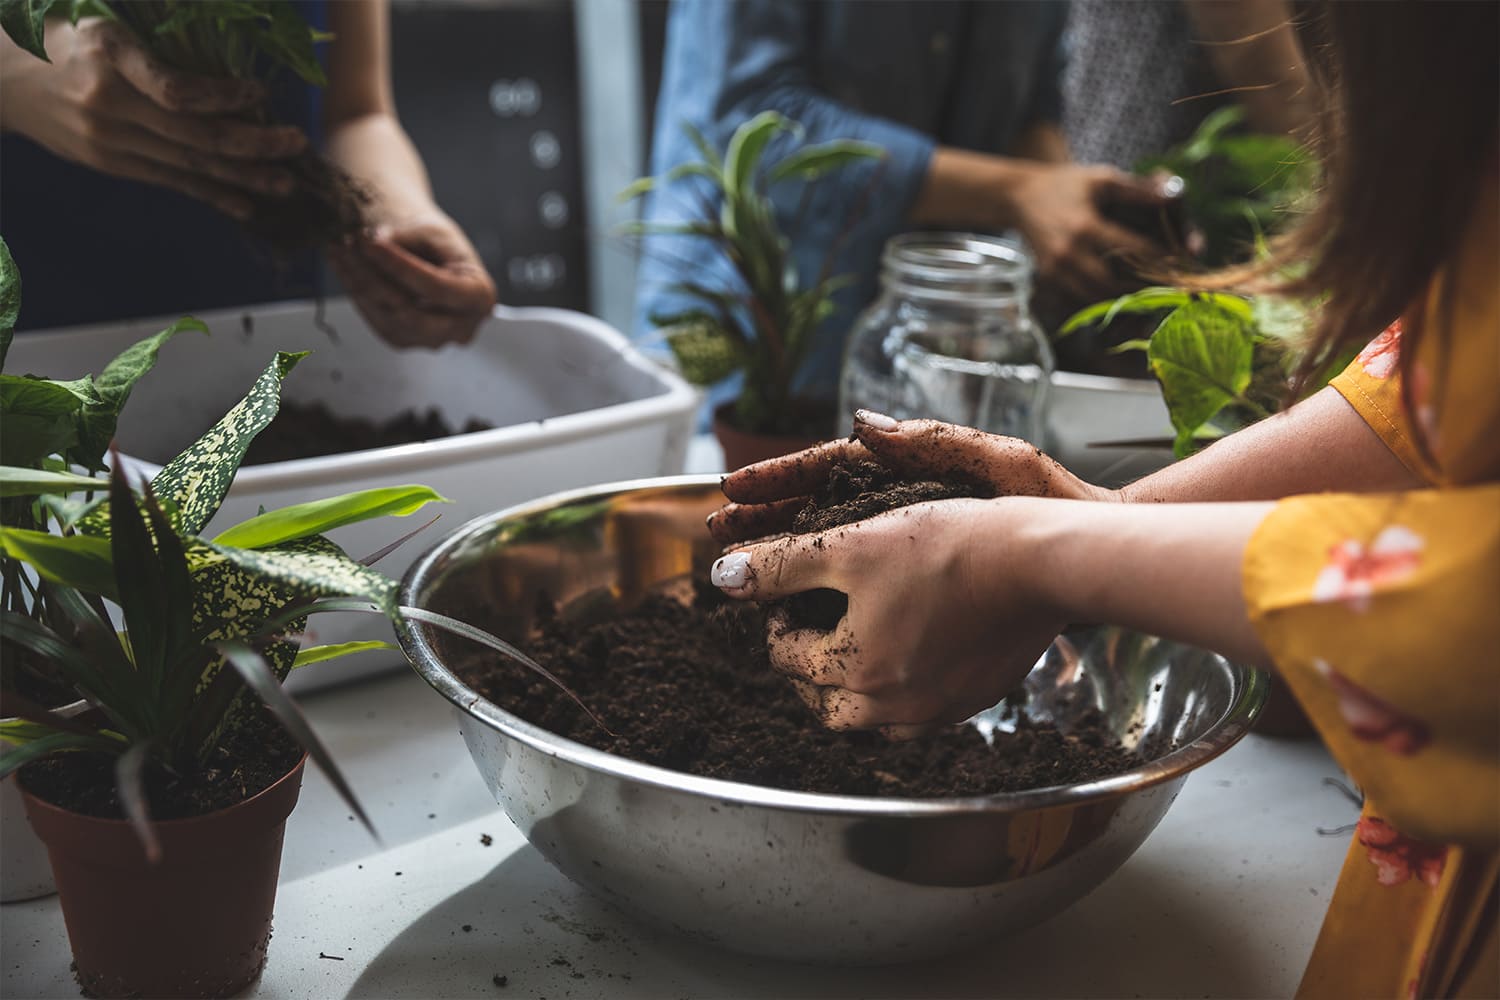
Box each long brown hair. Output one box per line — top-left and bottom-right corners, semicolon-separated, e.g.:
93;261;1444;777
1253;2;1498;394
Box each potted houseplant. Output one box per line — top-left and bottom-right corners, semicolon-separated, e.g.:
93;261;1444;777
620;112;882;468
0;236;564;996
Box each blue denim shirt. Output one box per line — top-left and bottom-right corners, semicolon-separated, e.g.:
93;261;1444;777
634;0;1066;412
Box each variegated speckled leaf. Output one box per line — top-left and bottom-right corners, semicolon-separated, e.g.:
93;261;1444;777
154;351;306;535
78;351;305;539
176;533;398;746
193;535;397;616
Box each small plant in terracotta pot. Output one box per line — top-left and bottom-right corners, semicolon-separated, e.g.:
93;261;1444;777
0;238;545;997
619;112;882;468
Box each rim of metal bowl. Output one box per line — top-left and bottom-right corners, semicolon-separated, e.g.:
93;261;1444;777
398;475;1269;818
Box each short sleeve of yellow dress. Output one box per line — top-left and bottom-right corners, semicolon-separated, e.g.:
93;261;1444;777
1242;175;1500;999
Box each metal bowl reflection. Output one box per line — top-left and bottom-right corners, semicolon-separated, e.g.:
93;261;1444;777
397;476;1265;964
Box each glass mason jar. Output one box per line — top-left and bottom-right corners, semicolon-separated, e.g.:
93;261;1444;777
837;233;1053;442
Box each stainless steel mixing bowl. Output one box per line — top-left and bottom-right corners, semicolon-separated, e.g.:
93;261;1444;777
398;476;1266;964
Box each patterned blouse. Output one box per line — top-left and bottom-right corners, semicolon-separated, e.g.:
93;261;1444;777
1241;175;1499;997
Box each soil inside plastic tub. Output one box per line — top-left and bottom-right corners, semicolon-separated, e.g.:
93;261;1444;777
242;400;494;464
450;453;1147;798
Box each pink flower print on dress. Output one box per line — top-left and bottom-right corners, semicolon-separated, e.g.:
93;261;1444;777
1311;525;1424;612
1357;320;1402;379
1313;659;1432;754
1356;815;1446;887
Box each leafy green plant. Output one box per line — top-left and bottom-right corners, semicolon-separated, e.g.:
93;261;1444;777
0;234;592;856
1137;105;1313;267
1060;284;1346;458
618;112;883;435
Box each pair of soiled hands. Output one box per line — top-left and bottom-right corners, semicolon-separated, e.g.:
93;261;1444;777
706;411;1108;739
17;19;494;347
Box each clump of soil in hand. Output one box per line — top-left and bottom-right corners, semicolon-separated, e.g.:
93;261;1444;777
783;456;982;629
19;712;301;820
242;400;493;464
242;153;370;255
455;583;1139;798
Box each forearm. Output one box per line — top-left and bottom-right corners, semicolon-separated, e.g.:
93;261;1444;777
995;496;1274;667
910;146;1039;230
323;113;435;222
1115;385;1424;503
321;0;433;222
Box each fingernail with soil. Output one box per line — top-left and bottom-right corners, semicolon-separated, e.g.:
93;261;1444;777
854;409;899;431
710;551;751;591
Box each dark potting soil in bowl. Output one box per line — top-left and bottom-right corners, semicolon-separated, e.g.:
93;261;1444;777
242;400;493;465
452;452;1145;797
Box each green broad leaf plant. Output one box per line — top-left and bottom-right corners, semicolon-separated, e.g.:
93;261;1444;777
0;236;583;859
1059;284;1351;459
1136;105;1314;268
618;112;883;436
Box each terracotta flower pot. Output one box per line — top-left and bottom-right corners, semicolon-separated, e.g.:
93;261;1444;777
712;401;828;471
21;755;307;998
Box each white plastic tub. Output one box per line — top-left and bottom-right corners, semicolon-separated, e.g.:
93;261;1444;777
1046;371;1176;486
7;299;697;690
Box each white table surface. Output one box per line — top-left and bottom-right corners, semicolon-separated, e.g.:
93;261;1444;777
2;436;1358;999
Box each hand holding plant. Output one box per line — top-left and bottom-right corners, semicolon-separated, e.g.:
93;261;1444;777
2;0;364;250
0;15;308;222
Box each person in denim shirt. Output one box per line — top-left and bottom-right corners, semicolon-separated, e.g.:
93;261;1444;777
634;0;1173;414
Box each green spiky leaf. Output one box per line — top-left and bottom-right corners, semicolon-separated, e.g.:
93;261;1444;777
216;639;373;835
76;351;304;539
290;640;397;670
211;485;449;550
767;139;882;185
0;526;116;598
0;466;111;497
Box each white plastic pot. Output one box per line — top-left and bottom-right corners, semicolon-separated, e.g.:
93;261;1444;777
7;300;697;692
1;773;56;903
1046;371;1176;487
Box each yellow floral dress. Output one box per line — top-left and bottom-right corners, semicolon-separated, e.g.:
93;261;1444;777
1241;175;1499;998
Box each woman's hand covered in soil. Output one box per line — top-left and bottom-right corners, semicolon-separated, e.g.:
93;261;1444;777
0;19;306;220
710;497;1064;736
326;212;497;348
708;410;1111;546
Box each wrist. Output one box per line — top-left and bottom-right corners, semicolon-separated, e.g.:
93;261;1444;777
913;147;1031;231
968;496;1074;619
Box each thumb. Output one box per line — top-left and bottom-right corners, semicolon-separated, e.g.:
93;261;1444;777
853;409;1067;497
852;410;1001;488
709;532;845;602
1099;169;1180;207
